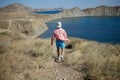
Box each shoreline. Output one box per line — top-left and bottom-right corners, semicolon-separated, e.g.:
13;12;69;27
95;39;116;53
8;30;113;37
38;15;120;44
0;6;120;39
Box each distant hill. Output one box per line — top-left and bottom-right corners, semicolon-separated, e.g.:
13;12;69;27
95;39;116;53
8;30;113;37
0;3;33;12
83;5;120;16
0;3;65;13
33;7;65;12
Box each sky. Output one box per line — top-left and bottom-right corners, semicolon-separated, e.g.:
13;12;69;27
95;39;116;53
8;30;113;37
0;0;120;9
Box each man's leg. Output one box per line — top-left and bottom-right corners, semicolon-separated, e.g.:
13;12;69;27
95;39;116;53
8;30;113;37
60;41;65;61
61;48;65;61
57;47;61;60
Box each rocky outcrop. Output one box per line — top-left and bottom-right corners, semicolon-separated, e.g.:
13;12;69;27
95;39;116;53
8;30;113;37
0;18;48;37
61;7;86;17
83;5;120;16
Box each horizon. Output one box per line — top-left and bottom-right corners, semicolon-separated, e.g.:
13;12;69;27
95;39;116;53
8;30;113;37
0;0;120;9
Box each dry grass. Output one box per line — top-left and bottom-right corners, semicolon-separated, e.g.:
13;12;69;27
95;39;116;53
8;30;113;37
0;35;120;80
0;38;57;80
65;38;120;80
0;12;28;20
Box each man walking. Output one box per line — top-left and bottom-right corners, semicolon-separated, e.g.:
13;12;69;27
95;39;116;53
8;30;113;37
51;22;69;62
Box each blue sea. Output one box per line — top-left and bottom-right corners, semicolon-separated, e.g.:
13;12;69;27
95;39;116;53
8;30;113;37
41;16;120;44
34;10;62;14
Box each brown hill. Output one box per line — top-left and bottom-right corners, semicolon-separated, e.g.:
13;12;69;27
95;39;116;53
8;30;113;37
0;3;33;12
0;3;33;19
83;5;120;16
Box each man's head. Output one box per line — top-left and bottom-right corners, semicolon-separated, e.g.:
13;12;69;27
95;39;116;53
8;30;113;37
57;22;62;28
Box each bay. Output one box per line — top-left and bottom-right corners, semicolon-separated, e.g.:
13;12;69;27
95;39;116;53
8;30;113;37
34;10;62;14
41;16;120;44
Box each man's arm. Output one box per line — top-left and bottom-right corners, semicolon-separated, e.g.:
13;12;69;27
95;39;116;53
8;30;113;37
63;30;70;41
51;38;54;46
51;32;55;46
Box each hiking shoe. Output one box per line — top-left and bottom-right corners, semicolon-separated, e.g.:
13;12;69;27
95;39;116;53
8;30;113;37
60;57;64;62
55;59;61;63
55;57;61;63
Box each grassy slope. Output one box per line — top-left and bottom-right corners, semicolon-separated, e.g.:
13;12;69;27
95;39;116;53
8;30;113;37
0;31;120;80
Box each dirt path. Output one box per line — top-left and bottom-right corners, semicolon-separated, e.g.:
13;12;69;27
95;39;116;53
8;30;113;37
51;61;84;80
41;49;85;80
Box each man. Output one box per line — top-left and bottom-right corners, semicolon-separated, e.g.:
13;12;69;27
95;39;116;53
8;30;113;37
51;22;69;62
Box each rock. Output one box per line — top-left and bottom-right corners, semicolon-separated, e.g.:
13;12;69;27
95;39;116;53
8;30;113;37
83;5;120;16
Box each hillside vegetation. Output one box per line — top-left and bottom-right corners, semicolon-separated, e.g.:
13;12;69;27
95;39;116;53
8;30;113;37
0;30;120;80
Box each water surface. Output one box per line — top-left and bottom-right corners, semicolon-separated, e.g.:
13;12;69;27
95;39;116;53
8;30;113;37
41;16;120;43
34;10;62;14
